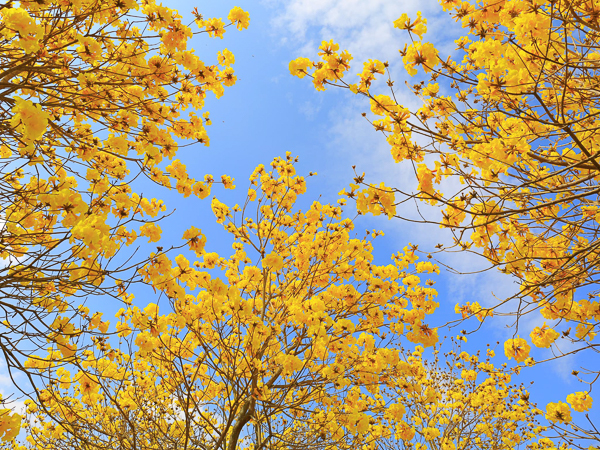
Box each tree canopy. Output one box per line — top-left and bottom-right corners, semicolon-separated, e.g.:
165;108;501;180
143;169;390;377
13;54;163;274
0;0;247;438
292;0;600;406
15;157;559;450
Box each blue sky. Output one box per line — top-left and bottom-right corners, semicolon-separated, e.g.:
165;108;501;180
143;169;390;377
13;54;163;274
4;0;598;436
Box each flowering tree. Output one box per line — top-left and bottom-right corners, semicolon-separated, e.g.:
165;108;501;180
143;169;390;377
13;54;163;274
0;0;594;448
290;0;600;431
11;157;571;450
14;155;439;450
0;0;248;438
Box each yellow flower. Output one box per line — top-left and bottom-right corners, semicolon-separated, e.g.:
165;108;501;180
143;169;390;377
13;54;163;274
370;94;394;116
55;340;76;358
504;337;530;362
396;422;416;440
217;48;235;66
10;98;49;141
422;427;441;440
1;8;43;53
76;36;103;61
78;373;99;396
393;13;411;30
263;252;284;271
135;332;155;353
289;57;312;78
211;197;230;223
280;354;303;375
566;392;593;412
407;322;439;347
228;7;250;30
318;40;339;57
394;11;427;39
422;83;439;97
220;174;236;190
440;0;462;11
202;252;219;269
116;321;132;337
402;274;420;287
0;408;21;441
193;181;211;199
417;164;435;194
545;401;571;423
204;17;226;38
386;402;406;420
139;223;162;243
183;226;206;256
403;41;439;76
221;67;237;87
530;323;559;348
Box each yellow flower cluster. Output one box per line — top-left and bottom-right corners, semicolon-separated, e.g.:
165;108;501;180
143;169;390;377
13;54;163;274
1;7;43;53
290;40;353;91
0;397;22;442
503;337;531;363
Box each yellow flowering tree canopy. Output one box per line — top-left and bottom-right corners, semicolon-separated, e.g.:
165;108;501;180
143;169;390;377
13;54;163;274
0;0;595;449
15;156;438;450
291;0;600;421
12;157;570;450
0;0;247;429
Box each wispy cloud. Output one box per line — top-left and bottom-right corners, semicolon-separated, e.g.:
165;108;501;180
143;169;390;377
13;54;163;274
268;0;441;65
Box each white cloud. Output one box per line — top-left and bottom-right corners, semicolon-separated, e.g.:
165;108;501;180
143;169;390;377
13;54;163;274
269;0;440;66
